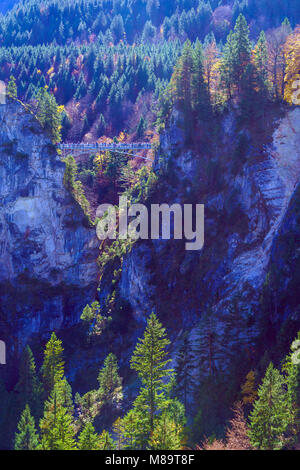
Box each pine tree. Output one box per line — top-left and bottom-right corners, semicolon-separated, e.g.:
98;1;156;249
63;155;77;191
281;333;300;446
113;417;125;450
191;39;210;120
39;380;77;450
170;40;193;115
149;413;183;450
220;14;252;99
175;332;195;410
7;75;17;99
249;363;289;450
253;31;269;94
14;405;39;450
121;410;140;450
130;312;173;432
136;116;146;138
36;87;62;143
14;346;43;420
99;430;115;450
98;353;123;406
41;332;65;395
78;422;99;450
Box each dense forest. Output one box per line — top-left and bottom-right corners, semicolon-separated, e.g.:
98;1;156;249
6;315;300;450
0;0;299;138
1;0;300;452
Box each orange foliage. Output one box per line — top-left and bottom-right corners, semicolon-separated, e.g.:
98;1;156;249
197;402;252;451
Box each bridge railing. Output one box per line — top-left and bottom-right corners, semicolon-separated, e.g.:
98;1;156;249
58;143;152;151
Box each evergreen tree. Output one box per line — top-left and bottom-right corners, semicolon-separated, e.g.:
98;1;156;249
281;333;300;447
7;75;17;98
175;332;195;410
99;430;115;450
14;405;39;450
191;39;210;120
120;409;141;450
253;31;270;94
149;413;183;450
113;417;125;450
78;422;99;450
170;40;193;115
41;332;65;395
36;87;62;143
98;353;123;406
14;346;43;420
136;116;147;138
63;155;77;191
220;14;252;98
249;363;289;450
130;312;173;432
39;380;77;450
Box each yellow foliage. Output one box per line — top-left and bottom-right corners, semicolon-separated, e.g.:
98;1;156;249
284;26;300;105
118;131;126;142
47;66;54;76
94;153;106;172
241;370;258;405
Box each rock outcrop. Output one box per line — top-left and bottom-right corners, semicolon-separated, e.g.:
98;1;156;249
0;102;99;357
109;106;300;375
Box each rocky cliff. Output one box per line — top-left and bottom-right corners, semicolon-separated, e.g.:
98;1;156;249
102;105;300;379
0;102;99;362
1;100;300;420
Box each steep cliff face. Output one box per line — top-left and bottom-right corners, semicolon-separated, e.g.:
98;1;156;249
0;102;99;357
112;106;300;374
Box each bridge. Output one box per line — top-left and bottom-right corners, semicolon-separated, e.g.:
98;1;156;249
58;142;153;162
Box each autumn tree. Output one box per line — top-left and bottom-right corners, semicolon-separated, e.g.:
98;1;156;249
225;402;252;450
203;36;220;104
241;370;258;407
267;20;291;100
284;26;300;105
